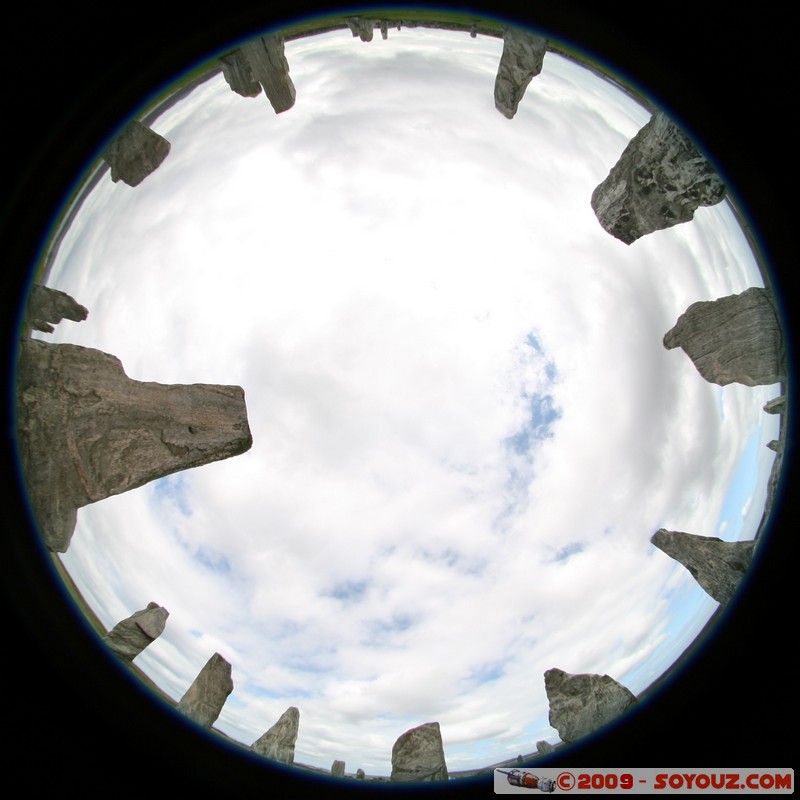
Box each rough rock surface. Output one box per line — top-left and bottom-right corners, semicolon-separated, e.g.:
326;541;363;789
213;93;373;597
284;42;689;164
102;602;169;662
494;27;547;119
15;338;253;552
651;529;755;605
103;120;171;187
24;284;88;334
175;652;233;727
391;722;449;782
345;17;377;42
663;287;786;386
590;110;726;244
239;34;296;113
764;394;786;414
250;706;300;764
536;740;555;755
331;760;345;777
219;50;262;97
544;668;636;743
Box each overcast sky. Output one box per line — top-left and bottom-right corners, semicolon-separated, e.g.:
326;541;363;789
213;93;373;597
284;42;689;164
36;26;779;774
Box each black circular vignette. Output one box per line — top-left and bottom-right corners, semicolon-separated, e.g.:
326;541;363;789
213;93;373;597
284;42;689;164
2;3;795;796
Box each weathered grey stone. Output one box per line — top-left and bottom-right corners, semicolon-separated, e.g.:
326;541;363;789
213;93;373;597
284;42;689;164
391;721;449;782
345;17;376;42
250;706;300;764
24;284;88;334
591;111;726;244
380;21;389;40
651;529;755;605
544;668;637;744
494;27;547;119
103;120;171;187
219;50;262;98
331;759;345;777
663;288;786;386
240;34;296;113
15;338;253;552
536;740;555;755
175;652;233;728
764;395;787;414
102;601;169;662
356;768;366;779
767;439;782;453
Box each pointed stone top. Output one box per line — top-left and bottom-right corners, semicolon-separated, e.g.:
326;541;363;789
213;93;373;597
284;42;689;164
250;706;300;764
391;721;449;782
651;528;755;604
544;668;636;743
175;652;234;728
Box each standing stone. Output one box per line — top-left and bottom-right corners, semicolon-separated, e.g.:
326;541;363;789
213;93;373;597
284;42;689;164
250;706;300;764
175;652;233;728
15;338;253;552
331;759;346;777
219;50;262;98
102;602;169;662
345;17;376;42
239;34;296;114
651;529;755;605
544;668;637;744
590;110;726;244
764;395;786;414
536;740;555;755
494;27;548;119
24;284;88;334
103;120;171;187
390;722;449;782
356;768;366;779
663;287;786;386
767;439;783;453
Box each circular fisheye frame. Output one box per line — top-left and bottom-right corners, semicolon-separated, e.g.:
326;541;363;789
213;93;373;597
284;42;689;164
4;3;793;795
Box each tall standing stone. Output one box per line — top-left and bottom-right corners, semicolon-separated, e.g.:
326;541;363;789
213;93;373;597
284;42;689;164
102;602;169;662
175;652;233;728
250;706;300;764
663;287;786;386
651;529;756;605
763;395;786;414
239;34;296;113
494;27;547;119
390;721;449;782
345;17;377;42
590;111;726;244
16;338;253;552
219;50;262;98
544;668;637;744
331;759;346;777
24;284;88;334
103;120;171;187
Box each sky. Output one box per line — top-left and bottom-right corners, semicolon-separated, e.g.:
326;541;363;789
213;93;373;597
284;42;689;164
33;26;780;775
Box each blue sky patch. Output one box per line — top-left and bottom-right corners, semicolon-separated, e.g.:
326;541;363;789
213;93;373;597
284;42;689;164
151;474;192;516
325;579;369;604
552;541;585;562
193;547;231;574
